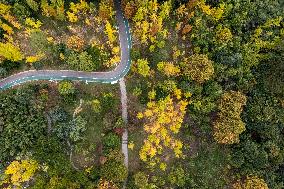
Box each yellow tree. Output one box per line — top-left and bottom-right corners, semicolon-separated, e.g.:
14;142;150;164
0;42;23;62
213;91;247;144
134;58;151;77
233;176;269;189
66;0;90;23
0;3;21;40
0;159;39;188
137;95;188;168
157;61;181;77
105;20;117;44
129;0;171;45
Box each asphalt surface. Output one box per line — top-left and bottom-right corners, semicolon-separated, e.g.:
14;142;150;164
0;0;131;90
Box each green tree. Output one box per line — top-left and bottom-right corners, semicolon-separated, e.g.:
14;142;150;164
0;87;46;164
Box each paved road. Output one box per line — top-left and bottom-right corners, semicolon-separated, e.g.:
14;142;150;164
0;0;131;90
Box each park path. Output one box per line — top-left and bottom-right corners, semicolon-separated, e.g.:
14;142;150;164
119;78;129;189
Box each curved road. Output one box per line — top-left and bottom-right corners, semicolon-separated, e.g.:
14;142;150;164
0;0;131;91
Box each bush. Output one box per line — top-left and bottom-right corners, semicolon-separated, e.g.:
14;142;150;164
32;136;71;176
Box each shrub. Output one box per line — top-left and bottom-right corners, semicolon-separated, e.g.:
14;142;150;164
0;87;46;163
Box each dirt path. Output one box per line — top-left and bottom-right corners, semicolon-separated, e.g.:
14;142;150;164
119;78;129;188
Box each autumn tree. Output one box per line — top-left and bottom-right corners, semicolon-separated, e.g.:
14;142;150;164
66;0;90;23
40;0;65;20
123;1;136;19
98;0;115;22
233;176;269;189
127;0;171;45
137;95;188;168
0;42;23;62
134;58;151;77
97;179;118;189
104;20;117;44
181;54;214;83
157;61;180;77
213;91;247;144
0;159;39;188
66;35;85;51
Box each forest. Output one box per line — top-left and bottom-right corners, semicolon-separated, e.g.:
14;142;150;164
0;0;284;188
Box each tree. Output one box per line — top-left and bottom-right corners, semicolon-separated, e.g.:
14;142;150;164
213;91;247;144
58;80;75;96
66;35;85;51
26;0;39;11
167;166;185;187
98;0;115;22
138;95;188;166
100;151;127;183
0;87;46;163
97;179;118;189
181;54;214;83
135;58;151;77
105;21;116;44
233;176;269;189
102;133;121;152
133;172;155;189
0;159;38;188
0;42;23;61
157;61;180;77
66;51;97;71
